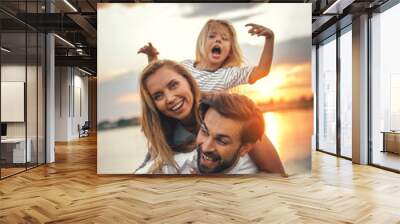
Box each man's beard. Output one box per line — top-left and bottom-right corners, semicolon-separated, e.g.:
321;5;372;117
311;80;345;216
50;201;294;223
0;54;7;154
196;145;241;174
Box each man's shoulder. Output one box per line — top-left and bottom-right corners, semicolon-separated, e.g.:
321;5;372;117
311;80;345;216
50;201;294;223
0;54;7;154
174;151;197;174
174;150;196;164
134;151;196;174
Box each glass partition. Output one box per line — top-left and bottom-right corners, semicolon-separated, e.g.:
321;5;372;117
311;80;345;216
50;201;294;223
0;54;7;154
26;0;44;169
317;35;337;154
27;30;38;169
371;3;400;171
0;1;46;179
1;30;28;177
38;32;45;165
339;27;352;158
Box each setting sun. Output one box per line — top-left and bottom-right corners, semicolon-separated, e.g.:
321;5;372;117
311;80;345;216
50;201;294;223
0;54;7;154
235;63;311;103
249;70;285;101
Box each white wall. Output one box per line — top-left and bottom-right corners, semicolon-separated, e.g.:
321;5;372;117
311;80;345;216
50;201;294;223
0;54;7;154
55;67;70;141
1;63;46;164
54;67;89;141
72;73;89;138
1;82;24;123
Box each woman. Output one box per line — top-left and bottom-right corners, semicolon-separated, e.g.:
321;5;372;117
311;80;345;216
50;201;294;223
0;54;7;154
138;60;285;175
138;60;201;174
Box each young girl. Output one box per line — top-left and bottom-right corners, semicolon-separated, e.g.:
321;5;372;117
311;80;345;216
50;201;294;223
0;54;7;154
136;60;285;175
138;19;274;92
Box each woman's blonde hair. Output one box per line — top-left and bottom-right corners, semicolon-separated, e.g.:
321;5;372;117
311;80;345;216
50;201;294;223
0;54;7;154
195;19;244;68
139;60;202;173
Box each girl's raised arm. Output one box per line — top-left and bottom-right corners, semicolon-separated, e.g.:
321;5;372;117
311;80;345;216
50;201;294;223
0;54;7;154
245;23;274;84
138;42;159;63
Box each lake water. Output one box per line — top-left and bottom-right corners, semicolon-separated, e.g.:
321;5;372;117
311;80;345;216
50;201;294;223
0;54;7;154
98;108;313;175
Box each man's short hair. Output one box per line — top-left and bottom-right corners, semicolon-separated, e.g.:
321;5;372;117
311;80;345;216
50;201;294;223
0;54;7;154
199;92;264;144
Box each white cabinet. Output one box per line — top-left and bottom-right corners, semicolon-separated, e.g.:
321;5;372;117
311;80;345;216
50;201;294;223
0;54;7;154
1;138;32;163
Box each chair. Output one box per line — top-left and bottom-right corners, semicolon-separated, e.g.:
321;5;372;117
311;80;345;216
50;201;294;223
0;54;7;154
79;121;90;138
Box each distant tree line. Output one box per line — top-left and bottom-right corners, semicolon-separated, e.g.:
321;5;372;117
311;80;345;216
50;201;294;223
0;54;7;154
98;117;140;131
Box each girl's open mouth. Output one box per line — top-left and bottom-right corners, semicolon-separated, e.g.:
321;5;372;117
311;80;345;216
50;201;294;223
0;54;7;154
211;46;221;55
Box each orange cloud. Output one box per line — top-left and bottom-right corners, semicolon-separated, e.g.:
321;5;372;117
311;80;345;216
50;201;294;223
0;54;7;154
97;68;131;84
239;63;311;103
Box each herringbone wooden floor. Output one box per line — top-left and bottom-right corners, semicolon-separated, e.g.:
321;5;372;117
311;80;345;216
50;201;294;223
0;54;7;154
1;135;400;224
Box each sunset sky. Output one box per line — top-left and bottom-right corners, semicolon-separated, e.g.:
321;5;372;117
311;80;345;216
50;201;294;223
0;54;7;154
98;3;312;122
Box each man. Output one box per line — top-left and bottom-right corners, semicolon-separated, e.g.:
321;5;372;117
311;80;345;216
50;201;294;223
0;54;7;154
136;92;281;174
193;92;265;174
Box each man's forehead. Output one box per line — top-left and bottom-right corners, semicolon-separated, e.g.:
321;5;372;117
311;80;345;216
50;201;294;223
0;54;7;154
203;108;242;138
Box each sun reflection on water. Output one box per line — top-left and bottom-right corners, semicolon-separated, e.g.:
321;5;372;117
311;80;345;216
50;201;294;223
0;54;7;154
263;112;280;155
261;109;313;174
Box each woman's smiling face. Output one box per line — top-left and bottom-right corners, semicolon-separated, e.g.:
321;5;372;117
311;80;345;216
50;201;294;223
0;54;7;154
145;66;194;122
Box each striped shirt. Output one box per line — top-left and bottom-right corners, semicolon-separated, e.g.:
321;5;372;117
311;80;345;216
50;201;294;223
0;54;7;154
181;59;254;92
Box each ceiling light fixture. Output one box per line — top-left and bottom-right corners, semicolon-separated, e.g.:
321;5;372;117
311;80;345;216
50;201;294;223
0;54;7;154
1;47;11;53
76;48;85;55
63;0;78;12
323;0;355;15
54;34;75;48
78;67;93;76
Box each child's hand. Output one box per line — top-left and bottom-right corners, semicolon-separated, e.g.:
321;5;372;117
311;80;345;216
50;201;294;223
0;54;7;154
137;42;159;62
245;23;274;39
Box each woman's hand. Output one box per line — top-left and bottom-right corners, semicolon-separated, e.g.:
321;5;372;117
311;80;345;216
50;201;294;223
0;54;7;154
245;23;274;39
137;42;159;63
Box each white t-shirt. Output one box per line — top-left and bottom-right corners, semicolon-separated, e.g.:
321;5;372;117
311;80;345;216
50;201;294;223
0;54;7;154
181;59;254;92
134;150;258;174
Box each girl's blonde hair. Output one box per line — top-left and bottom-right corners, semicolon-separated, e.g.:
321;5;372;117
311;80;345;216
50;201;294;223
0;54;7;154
139;60;202;173
195;19;244;68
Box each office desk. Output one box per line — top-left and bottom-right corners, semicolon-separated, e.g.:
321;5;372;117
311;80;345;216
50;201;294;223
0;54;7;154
1;138;31;163
381;131;400;154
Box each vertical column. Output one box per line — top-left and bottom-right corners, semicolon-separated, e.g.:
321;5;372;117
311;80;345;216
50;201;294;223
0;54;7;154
88;77;97;133
336;30;341;156
46;1;55;163
352;14;369;164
